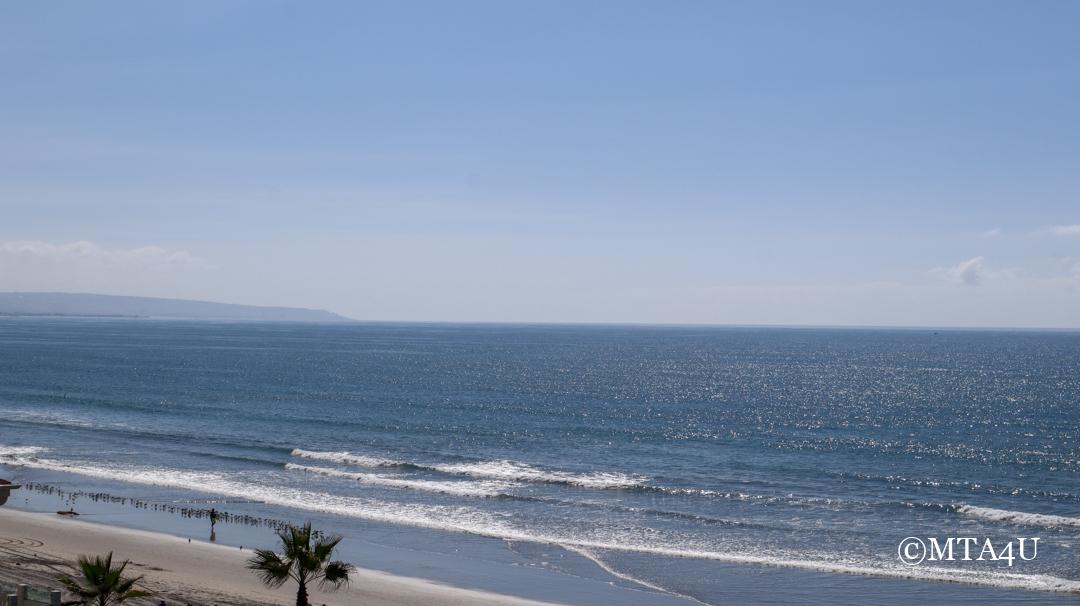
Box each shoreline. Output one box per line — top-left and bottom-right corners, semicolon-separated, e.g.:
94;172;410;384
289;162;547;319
4;475;1080;605
0;508;566;606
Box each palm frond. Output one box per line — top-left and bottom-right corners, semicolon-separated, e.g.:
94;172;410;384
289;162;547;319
57;575;95;600
312;534;344;562
317;560;353;590
57;552;146;605
249;522;353;601
120;589;151;601
246;548;293;588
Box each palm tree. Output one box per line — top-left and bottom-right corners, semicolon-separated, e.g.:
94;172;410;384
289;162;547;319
57;552;149;606
246;522;354;606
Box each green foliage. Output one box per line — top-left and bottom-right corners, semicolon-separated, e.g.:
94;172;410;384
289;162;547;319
57;552;150;606
247;522;354;606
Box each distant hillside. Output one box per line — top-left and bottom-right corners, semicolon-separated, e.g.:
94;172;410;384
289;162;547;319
0;292;351;322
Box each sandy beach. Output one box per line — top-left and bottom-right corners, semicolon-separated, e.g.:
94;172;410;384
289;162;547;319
0;508;564;606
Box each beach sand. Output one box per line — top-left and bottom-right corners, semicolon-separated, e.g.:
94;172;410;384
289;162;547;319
0;508;565;606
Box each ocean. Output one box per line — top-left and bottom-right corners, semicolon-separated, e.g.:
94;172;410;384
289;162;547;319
1;318;1078;604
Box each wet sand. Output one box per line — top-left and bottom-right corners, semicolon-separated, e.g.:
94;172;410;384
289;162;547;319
0;508;565;606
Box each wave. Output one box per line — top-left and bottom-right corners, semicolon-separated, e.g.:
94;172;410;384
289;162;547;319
290;448;648;489
6;451;1080;595
3;452;517;536
652;485;838;503
0;409;97;429
956;505;1080;529
291;447;1080;529
293;449;1061;528
773;435;1079;470
0;444;49;457
189;450;289;469
284;463;512;498
0;410;294;456
289;449;408;469
289;463;784;529
432;460;646;489
837;471;1080;502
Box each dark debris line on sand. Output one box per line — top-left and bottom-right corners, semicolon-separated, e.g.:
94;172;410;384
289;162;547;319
3;482;332;604
22;482;303;533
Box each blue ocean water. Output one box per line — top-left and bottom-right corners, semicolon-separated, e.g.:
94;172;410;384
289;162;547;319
1;318;1078;604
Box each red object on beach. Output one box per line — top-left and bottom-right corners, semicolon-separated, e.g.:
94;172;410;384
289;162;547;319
0;479;11;485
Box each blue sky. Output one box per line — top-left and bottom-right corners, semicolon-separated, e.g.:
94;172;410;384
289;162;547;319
2;1;1079;326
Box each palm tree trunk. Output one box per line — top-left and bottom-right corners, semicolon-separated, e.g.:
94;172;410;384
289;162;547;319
296;578;309;606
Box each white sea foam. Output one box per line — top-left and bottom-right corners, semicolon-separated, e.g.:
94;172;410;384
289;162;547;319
7;451;1080;595
287;450;885;510
290;448;647;489
0;445;49;457
957;504;1080;529
431;460;647;489
289;449;403;468
284;463;512;497
4;453;517;536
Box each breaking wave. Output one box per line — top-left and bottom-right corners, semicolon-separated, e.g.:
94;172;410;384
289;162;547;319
284;463;512;498
5;450;1080;595
2;452;516;536
956;505;1080;529
290;448;647;489
0;444;49;458
289;449;406;469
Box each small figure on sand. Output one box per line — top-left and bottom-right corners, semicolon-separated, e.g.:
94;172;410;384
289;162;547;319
209;507;219;542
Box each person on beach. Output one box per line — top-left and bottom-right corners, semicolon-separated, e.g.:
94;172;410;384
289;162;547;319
208;508;220;542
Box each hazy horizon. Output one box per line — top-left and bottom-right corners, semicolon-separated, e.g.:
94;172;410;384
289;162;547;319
4;290;1080;332
3;2;1079;328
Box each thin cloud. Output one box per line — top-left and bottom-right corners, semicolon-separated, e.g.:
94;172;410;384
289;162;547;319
980;228;1002;238
1048;224;1080;236
0;240;211;270
932;256;985;286
0;239;215;297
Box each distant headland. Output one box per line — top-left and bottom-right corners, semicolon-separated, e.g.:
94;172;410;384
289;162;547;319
0;292;352;322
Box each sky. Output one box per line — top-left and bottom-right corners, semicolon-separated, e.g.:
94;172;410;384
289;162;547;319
2;1;1079;326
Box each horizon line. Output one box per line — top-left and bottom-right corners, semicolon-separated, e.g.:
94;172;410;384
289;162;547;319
4;290;1079;332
